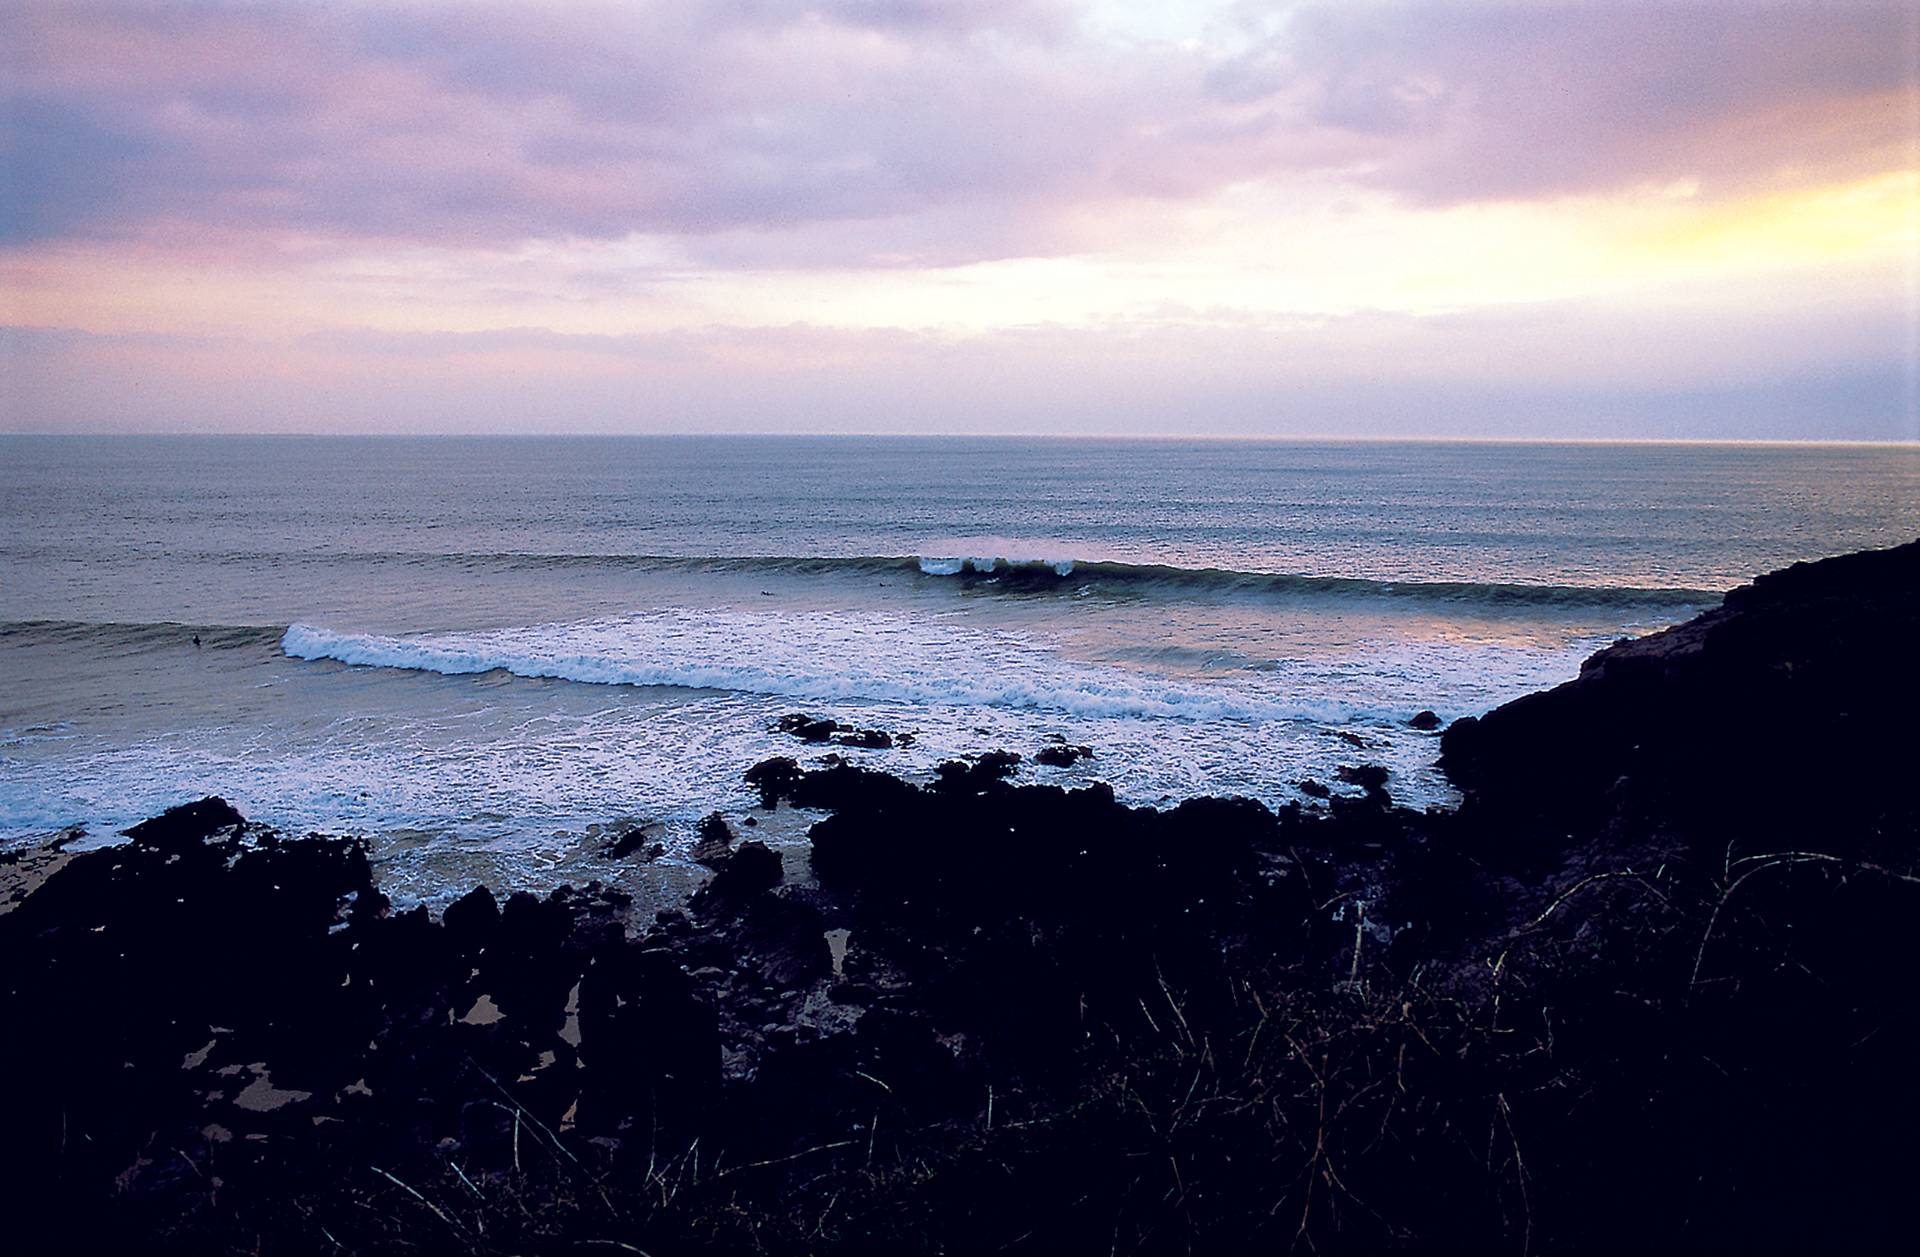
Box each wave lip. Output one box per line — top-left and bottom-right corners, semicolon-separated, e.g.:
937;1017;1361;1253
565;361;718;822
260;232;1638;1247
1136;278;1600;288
917;556;1076;578
279;614;1369;724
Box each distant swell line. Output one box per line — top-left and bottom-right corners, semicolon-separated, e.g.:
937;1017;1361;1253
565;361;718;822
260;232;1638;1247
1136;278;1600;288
151;549;1720;610
897;556;1719;608
0;619;283;648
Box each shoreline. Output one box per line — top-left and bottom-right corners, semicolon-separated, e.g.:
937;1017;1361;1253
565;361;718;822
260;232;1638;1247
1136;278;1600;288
3;538;1917;1253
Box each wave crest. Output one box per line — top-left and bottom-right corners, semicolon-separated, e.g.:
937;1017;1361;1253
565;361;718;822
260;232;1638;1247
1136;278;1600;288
280;614;1363;724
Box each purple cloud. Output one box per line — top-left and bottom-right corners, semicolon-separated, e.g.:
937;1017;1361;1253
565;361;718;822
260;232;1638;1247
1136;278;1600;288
1;1;1910;262
1251;2;1915;203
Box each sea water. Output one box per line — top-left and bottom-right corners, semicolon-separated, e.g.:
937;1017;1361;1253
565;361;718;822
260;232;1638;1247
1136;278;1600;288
3;436;1915;901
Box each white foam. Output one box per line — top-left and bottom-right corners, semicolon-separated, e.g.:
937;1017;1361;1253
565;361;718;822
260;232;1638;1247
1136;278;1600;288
916;555;1076;577
283;613;1366;724
5;610;1624;904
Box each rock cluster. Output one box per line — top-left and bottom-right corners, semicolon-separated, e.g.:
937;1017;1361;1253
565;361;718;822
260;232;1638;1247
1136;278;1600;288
772;712;912;749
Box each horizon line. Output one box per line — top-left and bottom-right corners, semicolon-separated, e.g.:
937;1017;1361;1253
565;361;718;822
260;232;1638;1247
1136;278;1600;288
3;431;1917;448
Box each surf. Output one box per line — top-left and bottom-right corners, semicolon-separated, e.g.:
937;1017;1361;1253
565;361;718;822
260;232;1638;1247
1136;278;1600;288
280;614;1376;725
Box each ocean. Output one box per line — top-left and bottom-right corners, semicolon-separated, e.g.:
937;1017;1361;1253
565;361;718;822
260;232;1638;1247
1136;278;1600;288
3;436;1915;902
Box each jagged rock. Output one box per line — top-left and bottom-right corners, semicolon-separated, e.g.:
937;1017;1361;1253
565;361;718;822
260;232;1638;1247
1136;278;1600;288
774;712;843;742
691;812;735;866
603;825;659;859
831;727;893;749
934;749;1021;791
443;884;499;948
703;840;782;899
1335;764;1391;795
745;755;804;806
120;796;247;851
773;713;899;750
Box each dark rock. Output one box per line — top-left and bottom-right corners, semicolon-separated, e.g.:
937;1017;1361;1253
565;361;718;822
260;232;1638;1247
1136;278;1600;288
774;712;844;742
1409;709;1443;730
119;796;247;851
1297;778;1332;799
1335;764;1391;795
774;713;899;750
1033;742;1093;767
704;840;782;899
1441;537;1920;844
829;982;878;1006
974;749;1022;776
442;884;499;948
933;749;1021;792
691;812;735;866
756;759;922;813
603;825;658;859
745;756;804;806
734;896;828;988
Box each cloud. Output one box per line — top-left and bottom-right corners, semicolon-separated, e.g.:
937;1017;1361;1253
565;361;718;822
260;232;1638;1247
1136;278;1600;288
0;99;152;243
2;2;1912;439
5;1;1908;265
1244;1;1916;204
1;1;1125;257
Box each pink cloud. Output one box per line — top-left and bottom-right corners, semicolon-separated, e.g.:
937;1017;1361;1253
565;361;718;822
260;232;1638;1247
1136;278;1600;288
6;1;1908;266
1245;1;1915;203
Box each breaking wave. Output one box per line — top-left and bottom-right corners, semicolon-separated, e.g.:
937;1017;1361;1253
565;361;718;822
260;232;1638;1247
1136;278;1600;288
280;613;1373;724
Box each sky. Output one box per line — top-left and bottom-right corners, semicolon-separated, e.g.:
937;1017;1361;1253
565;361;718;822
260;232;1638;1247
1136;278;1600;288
2;0;1916;438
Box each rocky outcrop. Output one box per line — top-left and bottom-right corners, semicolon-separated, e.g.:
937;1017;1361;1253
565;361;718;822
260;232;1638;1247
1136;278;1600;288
1441;538;1920;845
